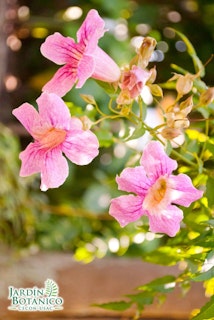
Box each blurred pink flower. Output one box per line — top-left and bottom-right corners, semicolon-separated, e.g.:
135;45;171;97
12;92;99;191
40;9;121;97
117;66;151;104
109;141;203;237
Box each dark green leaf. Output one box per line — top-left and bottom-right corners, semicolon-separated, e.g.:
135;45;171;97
192;267;214;282
94;300;132;311
205;177;214;207
191;296;214;320
138;275;176;293
125;123;145;141
95;79;117;96
126;291;154;311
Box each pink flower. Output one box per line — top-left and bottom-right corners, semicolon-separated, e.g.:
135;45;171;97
12;92;99;191
109;141;203;237
40;9;121;97
116;66;151;104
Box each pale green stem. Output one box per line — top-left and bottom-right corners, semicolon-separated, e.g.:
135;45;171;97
200;118;209;160
92;114;122;126
94;101;107;117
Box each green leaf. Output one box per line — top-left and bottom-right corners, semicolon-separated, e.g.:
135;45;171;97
95;79;117;96
94;300;132;311
138;275;176;293
169;28;205;77
127;291;154;306
205;177;214;207
192;267;214;282
191;296;214;320
44;279;59;297
125;123;145;141
206;142;214;156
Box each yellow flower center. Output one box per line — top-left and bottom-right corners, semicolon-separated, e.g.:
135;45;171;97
143;176;170;214
34;127;67;150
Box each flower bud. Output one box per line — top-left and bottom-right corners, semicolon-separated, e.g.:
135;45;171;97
137;37;157;69
176;74;194;96
165;112;175;127
173;118;190;129
147;67;157;84
199;87;214;105
161;127;182;139
179;96;193;116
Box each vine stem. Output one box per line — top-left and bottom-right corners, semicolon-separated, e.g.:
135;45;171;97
92;114;122;126
171;149;199;168
199;118;209;160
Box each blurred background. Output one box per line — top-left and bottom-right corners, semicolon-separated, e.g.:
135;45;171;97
0;0;213;258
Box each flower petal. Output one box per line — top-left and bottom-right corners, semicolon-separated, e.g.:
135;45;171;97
40;32;76;65
19;142;43;176
12;103;41;136
147;205;183;237
92;47;121;83
37;92;71;129
42;65;77;97
109;195;145;227
116;166;151;196
77;9;105;53
169;174;203;206
141;141;177;180
63;130;99;165
76;54;95;88
69;117;84;130
40;148;69;191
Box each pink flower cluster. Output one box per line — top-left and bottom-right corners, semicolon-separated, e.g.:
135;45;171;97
13;9;120;191
13;9;203;237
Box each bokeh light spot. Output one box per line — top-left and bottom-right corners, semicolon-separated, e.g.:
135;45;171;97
63;6;83;21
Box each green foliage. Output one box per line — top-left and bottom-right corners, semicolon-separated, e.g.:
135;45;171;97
0;124;48;248
94;300;132;311
191;296;214;320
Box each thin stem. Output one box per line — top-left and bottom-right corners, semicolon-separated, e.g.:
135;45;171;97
200;118;209;159
171;149;199;168
94;101;107;117
138;96;143;120
92;114;122;126
108;98;121;115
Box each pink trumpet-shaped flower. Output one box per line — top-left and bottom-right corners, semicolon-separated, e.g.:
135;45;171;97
109;141;203;237
40;9;121;97
12;92;99;191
